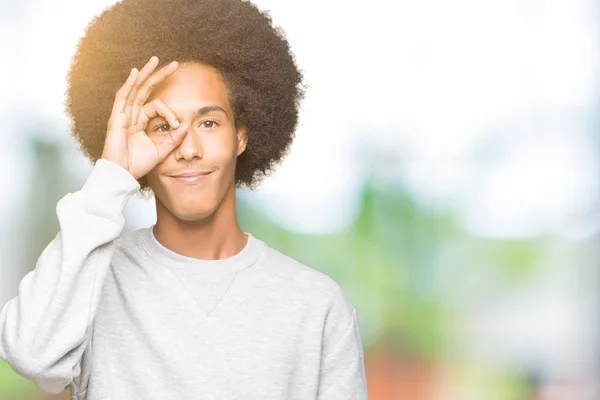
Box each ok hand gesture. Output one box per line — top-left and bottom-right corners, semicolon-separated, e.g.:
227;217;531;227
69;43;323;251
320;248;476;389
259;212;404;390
101;56;189;180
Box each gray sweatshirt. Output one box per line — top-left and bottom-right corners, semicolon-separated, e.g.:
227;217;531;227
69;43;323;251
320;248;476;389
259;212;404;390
0;159;368;399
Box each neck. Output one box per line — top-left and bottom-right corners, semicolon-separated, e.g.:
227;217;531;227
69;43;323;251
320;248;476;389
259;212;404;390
152;184;247;260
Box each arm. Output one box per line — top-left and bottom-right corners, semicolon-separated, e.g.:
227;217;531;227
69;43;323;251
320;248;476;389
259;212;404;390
318;308;369;399
0;159;140;395
0;55;188;396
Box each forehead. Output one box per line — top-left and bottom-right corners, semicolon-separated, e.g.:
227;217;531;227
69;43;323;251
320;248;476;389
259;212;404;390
147;62;231;110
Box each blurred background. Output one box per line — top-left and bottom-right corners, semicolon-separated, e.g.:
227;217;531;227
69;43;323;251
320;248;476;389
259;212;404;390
1;0;599;398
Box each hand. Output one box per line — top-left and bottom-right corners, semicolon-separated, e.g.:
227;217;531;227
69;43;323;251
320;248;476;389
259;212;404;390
101;56;189;180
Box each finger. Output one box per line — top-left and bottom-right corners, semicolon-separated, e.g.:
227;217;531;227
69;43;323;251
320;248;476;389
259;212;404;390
138;99;180;132
112;68;138;114
127;56;160;125
155;122;189;161
132;61;179;123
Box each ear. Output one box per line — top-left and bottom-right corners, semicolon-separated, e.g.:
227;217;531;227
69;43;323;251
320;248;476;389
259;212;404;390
236;124;248;156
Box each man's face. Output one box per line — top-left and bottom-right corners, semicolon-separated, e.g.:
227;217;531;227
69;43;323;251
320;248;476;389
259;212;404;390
144;62;247;223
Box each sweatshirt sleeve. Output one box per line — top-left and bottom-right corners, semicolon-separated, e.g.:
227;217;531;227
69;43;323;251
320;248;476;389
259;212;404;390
318;308;369;399
0;158;140;395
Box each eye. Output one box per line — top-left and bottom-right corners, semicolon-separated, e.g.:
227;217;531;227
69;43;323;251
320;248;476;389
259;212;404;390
199;119;218;129
152;123;172;133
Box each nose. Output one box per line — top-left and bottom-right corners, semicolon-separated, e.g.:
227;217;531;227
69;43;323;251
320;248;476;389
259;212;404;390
174;125;203;161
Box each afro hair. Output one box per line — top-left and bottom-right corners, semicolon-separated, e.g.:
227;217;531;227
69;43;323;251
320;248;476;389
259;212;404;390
65;0;305;196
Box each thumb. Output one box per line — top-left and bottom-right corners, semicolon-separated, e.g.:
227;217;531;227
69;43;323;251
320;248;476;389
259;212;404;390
154;122;188;161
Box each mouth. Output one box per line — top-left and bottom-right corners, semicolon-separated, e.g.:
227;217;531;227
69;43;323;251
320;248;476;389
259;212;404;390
169;171;214;184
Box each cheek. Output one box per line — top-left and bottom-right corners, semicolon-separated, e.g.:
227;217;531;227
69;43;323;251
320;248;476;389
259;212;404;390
205;132;239;163
144;169;161;188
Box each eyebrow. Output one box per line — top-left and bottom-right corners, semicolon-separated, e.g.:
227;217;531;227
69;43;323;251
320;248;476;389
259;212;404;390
193;105;228;117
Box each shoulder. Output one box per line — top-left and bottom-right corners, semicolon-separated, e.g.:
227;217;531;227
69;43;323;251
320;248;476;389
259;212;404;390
113;225;143;247
257;244;359;346
257;242;355;318
111;226;148;261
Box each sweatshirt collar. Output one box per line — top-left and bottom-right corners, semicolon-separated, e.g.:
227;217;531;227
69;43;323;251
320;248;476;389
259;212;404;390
139;225;265;275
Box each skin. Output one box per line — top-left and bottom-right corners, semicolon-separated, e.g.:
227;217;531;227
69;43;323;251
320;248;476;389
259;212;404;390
102;56;249;261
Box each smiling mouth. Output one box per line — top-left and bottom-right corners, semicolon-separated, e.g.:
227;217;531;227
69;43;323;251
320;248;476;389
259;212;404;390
170;172;213;183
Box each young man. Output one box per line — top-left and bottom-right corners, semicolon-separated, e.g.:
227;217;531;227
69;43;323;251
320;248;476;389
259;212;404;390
0;0;368;399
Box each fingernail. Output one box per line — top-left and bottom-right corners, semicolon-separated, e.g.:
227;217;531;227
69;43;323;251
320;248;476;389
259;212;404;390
172;120;180;128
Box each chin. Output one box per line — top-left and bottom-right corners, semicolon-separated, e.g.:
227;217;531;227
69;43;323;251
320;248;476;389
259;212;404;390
167;201;219;223
174;213;215;224
149;175;229;223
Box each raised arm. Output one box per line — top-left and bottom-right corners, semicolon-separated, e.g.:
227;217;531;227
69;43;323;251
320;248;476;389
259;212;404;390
0;159;140;394
0;55;189;395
